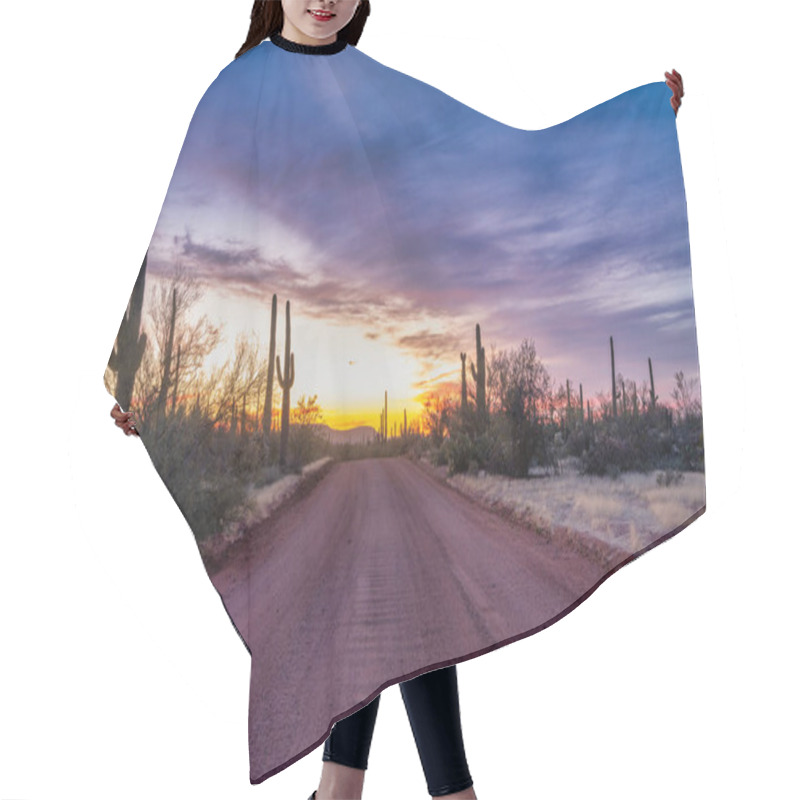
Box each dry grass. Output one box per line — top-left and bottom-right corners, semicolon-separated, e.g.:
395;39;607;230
198;457;333;562
448;468;705;554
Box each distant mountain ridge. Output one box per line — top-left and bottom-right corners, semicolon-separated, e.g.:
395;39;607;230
311;423;376;445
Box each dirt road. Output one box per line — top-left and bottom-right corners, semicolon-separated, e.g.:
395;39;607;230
209;456;607;783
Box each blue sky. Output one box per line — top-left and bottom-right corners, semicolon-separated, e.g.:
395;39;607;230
138;40;700;425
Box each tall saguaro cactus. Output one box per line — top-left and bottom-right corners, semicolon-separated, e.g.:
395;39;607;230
276;300;295;467
470;323;486;420
263;293;278;433
648;357;658;412
108;251;148;412
610;335;617;418
566;379;572;430
460;352;468;411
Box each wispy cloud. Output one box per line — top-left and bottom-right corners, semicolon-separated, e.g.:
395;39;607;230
140;47;698;396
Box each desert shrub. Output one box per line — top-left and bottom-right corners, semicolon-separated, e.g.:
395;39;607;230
232;431;269;477
582;430;632;475
409;435;426;459
432;444;449;467
442;432;474;475
471;431;498;470
564;425;592;458
580;412;681;475
671;413;704;471
287;424;326;469
144;414;255;542
484;433;513;476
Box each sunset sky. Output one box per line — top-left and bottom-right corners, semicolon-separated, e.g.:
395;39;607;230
130;42;700;432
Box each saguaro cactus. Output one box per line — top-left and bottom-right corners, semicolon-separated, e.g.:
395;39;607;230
108;251;148;412
263;293;278;433
470;324;486;419
384;390;388;443
566;379;572;429
276;300;295;467
610;335;617;418
460;352;468;411
648;357;658;412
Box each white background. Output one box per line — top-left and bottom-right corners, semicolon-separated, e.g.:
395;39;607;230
1;1;796;798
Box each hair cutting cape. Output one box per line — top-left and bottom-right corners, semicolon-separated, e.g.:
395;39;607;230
103;32;705;785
